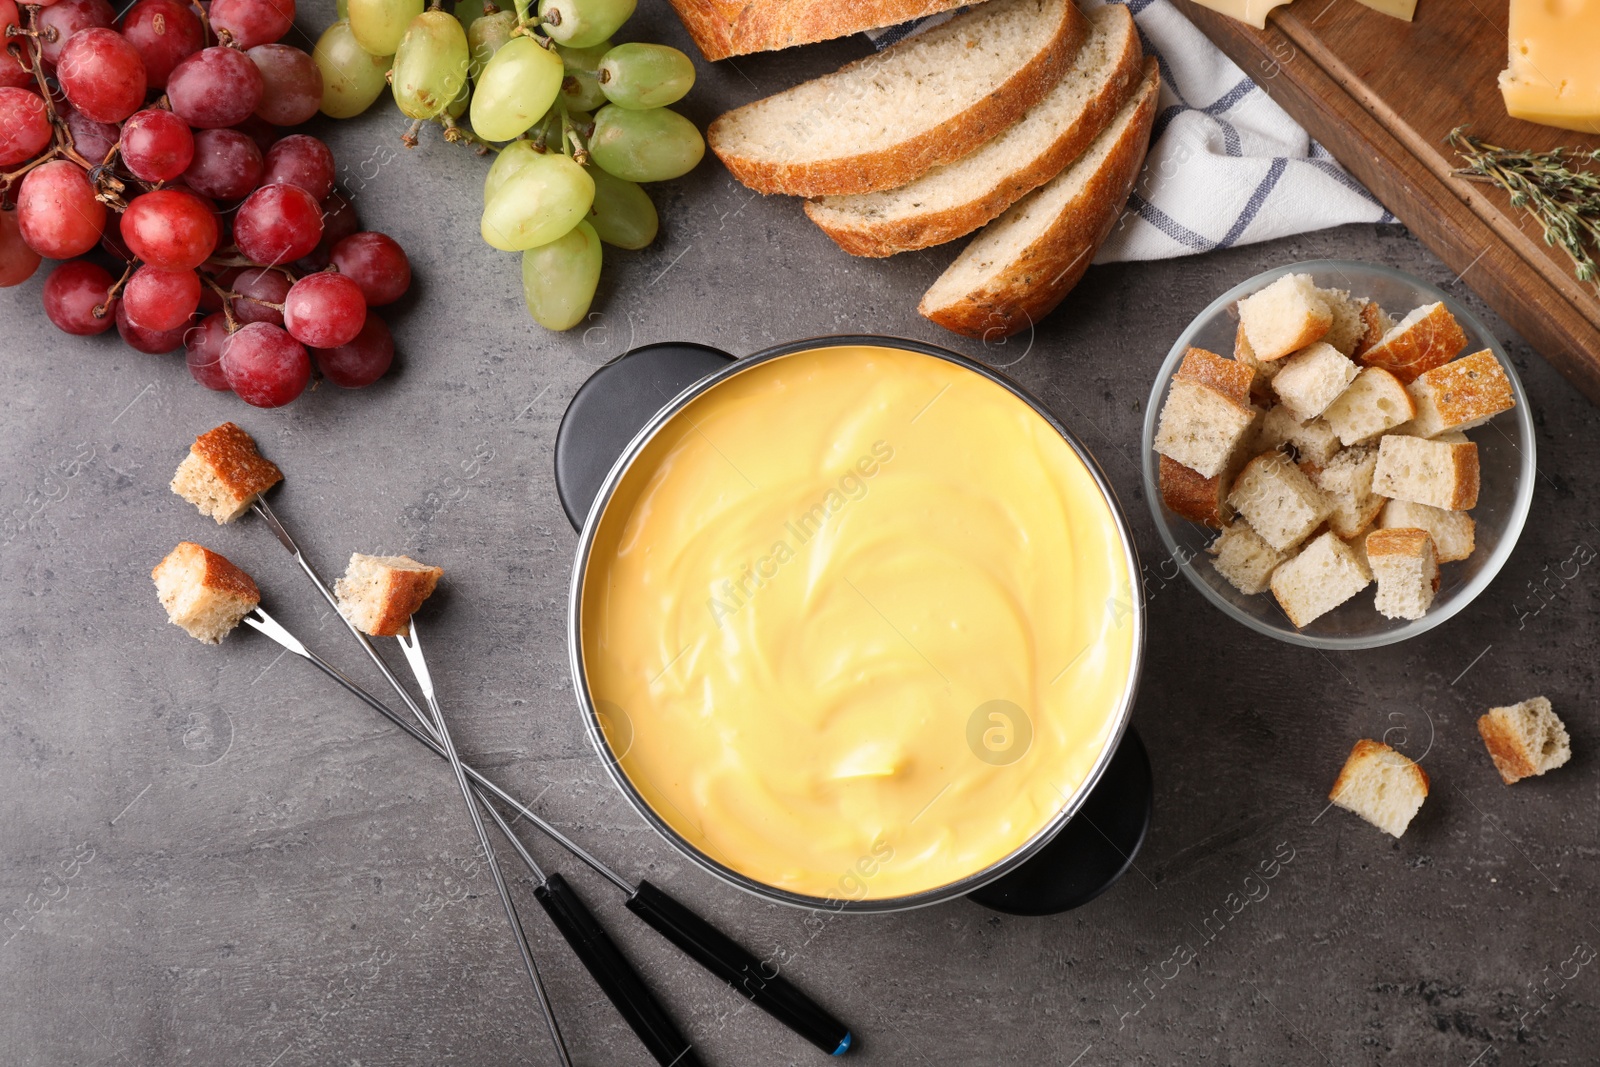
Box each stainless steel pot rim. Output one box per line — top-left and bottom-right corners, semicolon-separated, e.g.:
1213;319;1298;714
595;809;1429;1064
566;334;1147;913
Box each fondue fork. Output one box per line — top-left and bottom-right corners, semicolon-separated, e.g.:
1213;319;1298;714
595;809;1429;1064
248;496;857;1058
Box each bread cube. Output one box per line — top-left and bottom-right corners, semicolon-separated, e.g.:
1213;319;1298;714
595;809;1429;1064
1352;300;1394;359
1366;527;1439;620
1319;288;1369;356
1329;738;1429;838
1404;349;1514;437
1159;454;1232;528
1233;323;1280;405
1377;498;1475;562
1153;378;1257;480
1356;302;1466;382
1228;452;1332;552
152;542;261;644
1175;346;1253;407
1321;366;1415;445
1237;272;1332;361
1254;405;1342;466
171;422;284;524
334;553;443;637
1208;521;1286;595
1477;696;1571;785
1313;446;1383;539
1270;531;1372;627
1271;342;1359;422
1373;435;1480;510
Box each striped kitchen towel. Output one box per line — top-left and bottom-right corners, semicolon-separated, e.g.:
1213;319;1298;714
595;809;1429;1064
868;0;1396;262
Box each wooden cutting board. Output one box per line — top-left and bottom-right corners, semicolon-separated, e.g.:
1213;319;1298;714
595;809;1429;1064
1172;0;1600;404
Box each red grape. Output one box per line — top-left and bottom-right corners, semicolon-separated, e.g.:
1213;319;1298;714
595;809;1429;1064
181;128;262;200
261;134;335;199
248;43;322;127
313;313;392;387
234;183;321;265
283;271;365;348
121;108;195;182
296;189;359;270
56;27;146;123
222;321;310;406
59;101;121;163
185;312;232;390
42;260;116;335
116;298;188;352
0;206;42;287
330;232;411;306
17;161;105;258
123;265;200;330
234;115;279;155
1;0;30;89
38;0;113;67
0;87;50;166
210;0;294;50
118;0;203;88
230;266;290;325
120;188;218;269
166;46;263;129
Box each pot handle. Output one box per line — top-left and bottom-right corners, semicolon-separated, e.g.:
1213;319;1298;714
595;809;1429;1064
554;342;736;532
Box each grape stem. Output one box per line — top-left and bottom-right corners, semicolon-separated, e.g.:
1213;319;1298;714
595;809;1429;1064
200;275;242;332
438;115;497;153
559;105;589;165
92;260;137;320
401;120;426;149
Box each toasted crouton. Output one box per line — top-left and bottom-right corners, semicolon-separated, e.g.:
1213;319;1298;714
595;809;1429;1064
1366;527;1439;620
1404;350;1514;437
1176;346;1253;407
1329;738;1429;837
1253;405;1342;466
1322;367;1415;445
1208;520;1286;595
1377;499;1475;563
334;554;443;637
1228;452;1333;552
152;542;261;644
1270;531;1372;627
1477;697;1572;784
1352;301;1395;359
1237;273;1332;361
171;422;284;523
1233;323;1281;405
1271;342;1359;422
1357;302;1467;382
1153;378;1257;480
1313;446;1383;538
1373;435;1480;510
1319;289;1369;356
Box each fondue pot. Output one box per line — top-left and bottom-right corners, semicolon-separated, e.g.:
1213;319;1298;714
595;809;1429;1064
557;336;1152;916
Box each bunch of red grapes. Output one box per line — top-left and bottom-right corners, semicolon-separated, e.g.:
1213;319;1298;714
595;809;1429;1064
0;0;413;407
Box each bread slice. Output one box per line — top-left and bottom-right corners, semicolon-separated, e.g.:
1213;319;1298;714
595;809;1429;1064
1373;434;1480;510
1477;696;1571;785
1404;349;1514;437
804;4;1142;256
666;0;974;62
1321;366;1415;445
334;553;444;637
1228;451;1332;552
1329;738;1429;838
171;422;284;523
918;60;1159;337
1366;526;1439;620
1352;300;1395;359
1208;520;1286;595
152;542;261;644
1233;323;1281;405
1270;530;1371;626
1377;498;1475;563
1312;446;1383;539
1153;377;1257;480
1253;405;1341;466
1356;302;1467;382
1237;273;1332;362
1319;289;1369;357
708;0;1087;197
1270;342;1359;422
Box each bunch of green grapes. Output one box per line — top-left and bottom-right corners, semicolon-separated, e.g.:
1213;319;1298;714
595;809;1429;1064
311;0;702;330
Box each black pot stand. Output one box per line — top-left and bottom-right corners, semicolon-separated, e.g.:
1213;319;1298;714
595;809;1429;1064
556;342;1154;916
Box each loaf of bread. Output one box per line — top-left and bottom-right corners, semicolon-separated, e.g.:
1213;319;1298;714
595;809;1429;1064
666;0;976;62
334;553;443;637
153;542;261;644
1329;738;1429;838
170;422;283;523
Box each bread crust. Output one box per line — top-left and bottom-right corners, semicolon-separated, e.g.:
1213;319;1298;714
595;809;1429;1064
1158;454;1227;527
153;541;262;603
1407;349;1514;434
1330;738;1430;801
802;4;1142;255
709;0;1088;197
192;422;284;500
918;59;1158;338
1358;303;1467;382
1476;712;1537;784
367;562;443;637
1176;346;1253;407
667;0;975;62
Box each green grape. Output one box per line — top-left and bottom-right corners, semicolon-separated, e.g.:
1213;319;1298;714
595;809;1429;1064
556;40;609;111
596;43;694;110
586;166;656;249
537;0;634;48
522;220;602;330
484;138;540;201
314;20;394;119
481;152;595;251
454;0;490;32
446;79;471;119
348;0;423;56
467;9;516;80
587;104;703;183
392;11;470;120
470;35;564;142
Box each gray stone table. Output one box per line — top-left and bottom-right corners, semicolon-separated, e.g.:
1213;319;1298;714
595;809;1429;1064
2;4;1597;1064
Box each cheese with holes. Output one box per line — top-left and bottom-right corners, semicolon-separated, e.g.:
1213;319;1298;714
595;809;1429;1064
1499;0;1600;133
1189;0;1292;29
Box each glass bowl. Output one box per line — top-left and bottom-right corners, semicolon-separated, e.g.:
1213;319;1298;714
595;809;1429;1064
1140;260;1536;650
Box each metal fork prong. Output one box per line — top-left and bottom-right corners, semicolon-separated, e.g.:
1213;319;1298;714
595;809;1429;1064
242;607;309;658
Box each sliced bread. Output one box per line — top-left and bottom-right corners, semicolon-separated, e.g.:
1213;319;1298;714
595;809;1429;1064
918;59;1159;337
1372;434;1480;511
667;0;976;62
1477;696;1571;785
1366;526;1439;620
708;0;1087;196
1329;738;1429;838
1270;530;1372;627
804;3;1142;256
